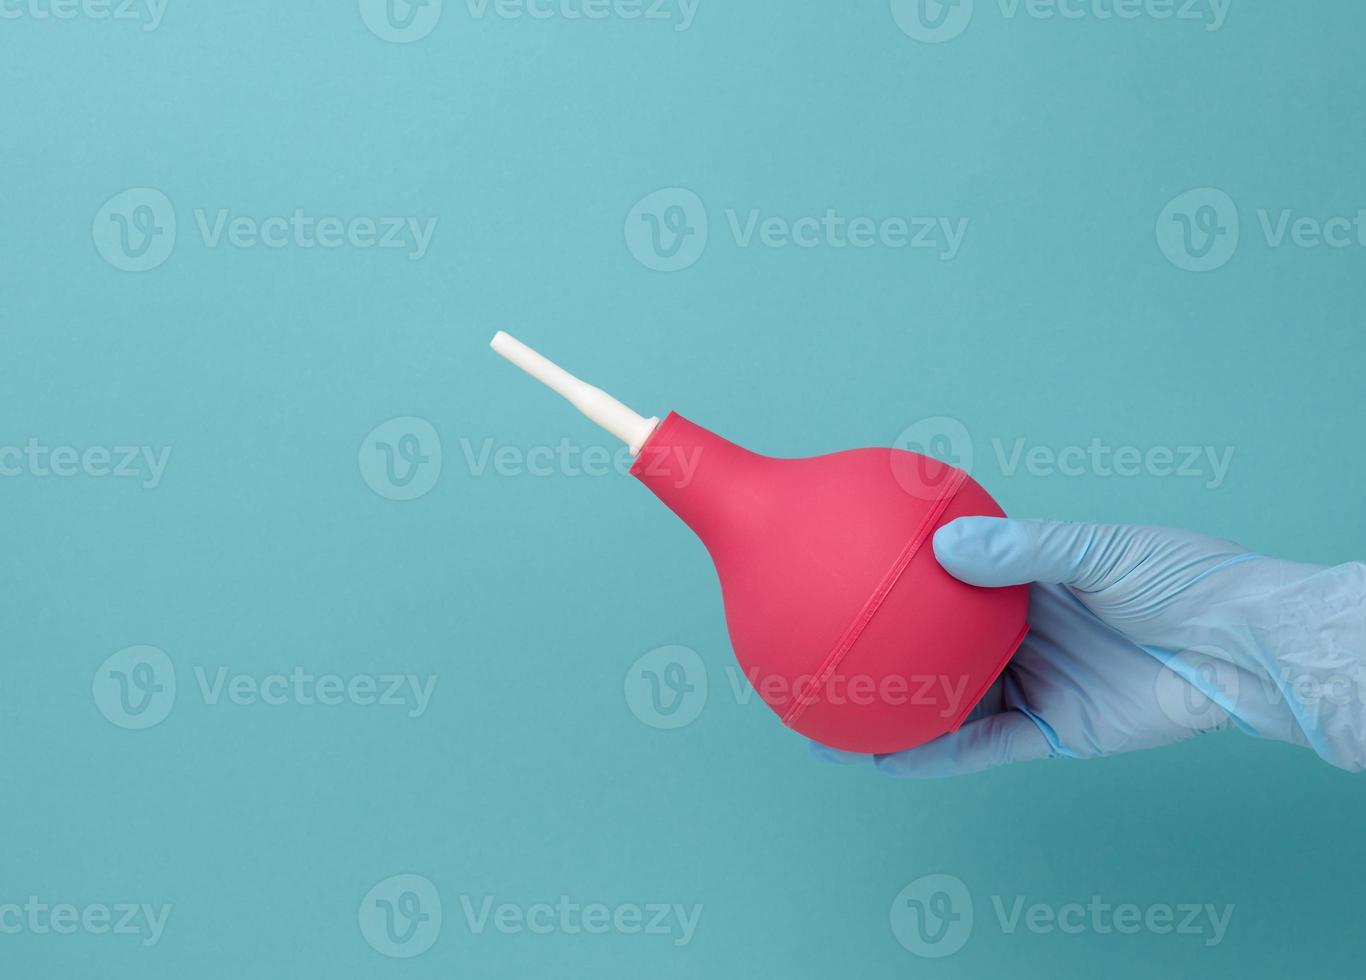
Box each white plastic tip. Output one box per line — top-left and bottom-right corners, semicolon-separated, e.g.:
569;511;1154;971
489;331;660;455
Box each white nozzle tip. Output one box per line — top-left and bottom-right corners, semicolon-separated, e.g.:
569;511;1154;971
488;331;660;455
489;330;517;357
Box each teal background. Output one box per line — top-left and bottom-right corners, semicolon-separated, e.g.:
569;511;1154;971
3;1;1365;977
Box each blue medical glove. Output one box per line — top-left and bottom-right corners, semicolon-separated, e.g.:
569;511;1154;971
811;518;1366;777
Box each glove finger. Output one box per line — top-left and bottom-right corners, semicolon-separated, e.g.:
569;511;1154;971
807;741;871;765
872;709;1053;778
933;517;1121;590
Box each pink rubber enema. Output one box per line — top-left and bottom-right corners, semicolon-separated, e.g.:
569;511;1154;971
492;333;1028;753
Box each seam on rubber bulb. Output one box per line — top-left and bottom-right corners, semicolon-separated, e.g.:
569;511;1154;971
781;467;968;727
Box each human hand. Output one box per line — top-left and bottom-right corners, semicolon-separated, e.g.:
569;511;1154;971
812;518;1366;776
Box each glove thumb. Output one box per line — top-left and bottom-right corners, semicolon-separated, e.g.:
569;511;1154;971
933;517;1117;589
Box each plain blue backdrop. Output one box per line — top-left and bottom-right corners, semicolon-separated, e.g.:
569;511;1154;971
3;1;1365;976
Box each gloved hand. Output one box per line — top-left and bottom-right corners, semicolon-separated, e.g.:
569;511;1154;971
811;518;1366;777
